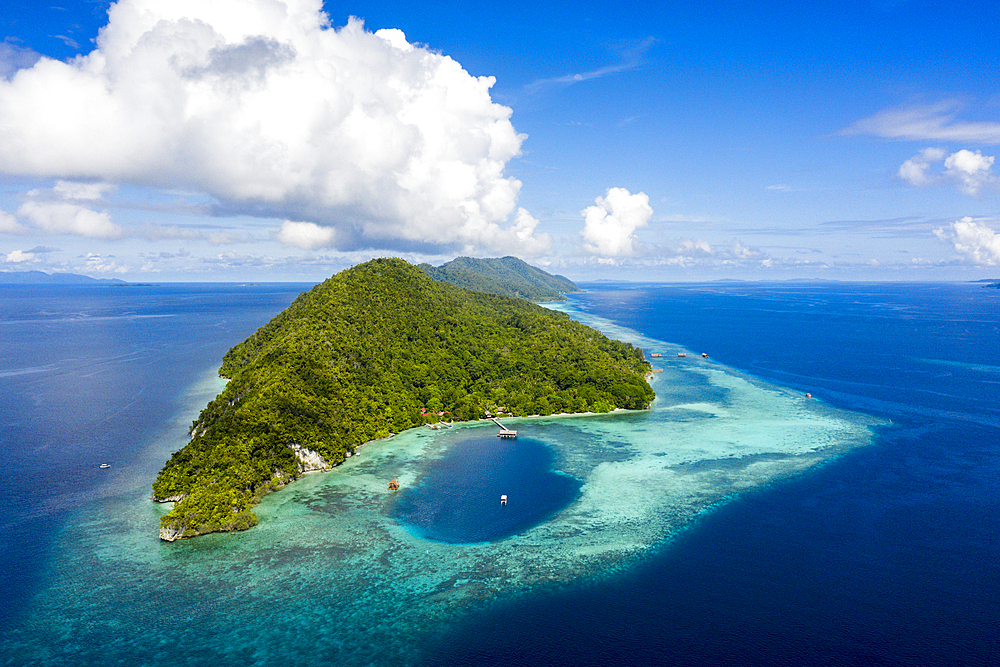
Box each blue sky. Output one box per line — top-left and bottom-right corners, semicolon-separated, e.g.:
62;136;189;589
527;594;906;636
2;0;999;281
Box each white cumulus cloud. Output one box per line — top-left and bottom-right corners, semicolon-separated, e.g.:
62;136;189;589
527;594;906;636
898;148;995;196
580;187;652;258
934;217;1000;265
944;149;995;196
0;209;27;234
17;201;124;238
276;220;336;250
897;147;946;187
5;249;35;263
0;0;545;255
51;180;118;201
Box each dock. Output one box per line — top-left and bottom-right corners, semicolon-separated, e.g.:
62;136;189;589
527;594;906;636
491;416;517;438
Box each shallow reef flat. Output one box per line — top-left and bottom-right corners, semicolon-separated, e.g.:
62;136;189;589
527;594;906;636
2;310;882;667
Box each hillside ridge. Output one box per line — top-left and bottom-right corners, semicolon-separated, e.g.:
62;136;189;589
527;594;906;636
418;255;580;301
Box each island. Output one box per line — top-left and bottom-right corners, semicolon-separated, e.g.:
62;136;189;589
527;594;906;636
0;270;127;284
152;258;653;540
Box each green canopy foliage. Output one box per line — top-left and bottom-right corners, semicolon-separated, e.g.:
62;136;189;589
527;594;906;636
153;258;652;539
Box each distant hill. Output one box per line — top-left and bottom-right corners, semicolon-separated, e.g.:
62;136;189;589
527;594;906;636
418;256;581;302
0;271;126;285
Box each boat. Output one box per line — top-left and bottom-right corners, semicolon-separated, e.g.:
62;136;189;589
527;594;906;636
500;494;507;505
388;478;399;491
99;463;111;469
677;352;687;357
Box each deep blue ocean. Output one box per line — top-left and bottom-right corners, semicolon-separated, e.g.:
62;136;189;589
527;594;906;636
1;281;998;666
0;283;312;621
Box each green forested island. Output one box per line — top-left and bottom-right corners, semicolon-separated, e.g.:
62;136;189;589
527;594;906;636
418;255;581;301
152;258;653;540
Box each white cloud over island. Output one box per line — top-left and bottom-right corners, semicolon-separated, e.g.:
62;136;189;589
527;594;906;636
0;0;549;256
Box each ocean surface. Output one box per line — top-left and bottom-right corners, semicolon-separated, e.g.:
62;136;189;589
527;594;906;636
1;281;997;666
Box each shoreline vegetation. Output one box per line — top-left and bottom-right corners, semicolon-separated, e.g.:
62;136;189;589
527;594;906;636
152;258;654;541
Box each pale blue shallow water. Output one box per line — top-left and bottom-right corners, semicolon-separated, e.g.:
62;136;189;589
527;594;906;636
1;281;997;666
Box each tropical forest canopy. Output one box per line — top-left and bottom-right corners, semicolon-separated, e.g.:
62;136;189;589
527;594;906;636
152;258;653;539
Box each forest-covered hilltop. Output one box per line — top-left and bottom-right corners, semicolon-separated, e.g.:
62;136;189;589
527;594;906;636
418;255;581;301
152;258;653;540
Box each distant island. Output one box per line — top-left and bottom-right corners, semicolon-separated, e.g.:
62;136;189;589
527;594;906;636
152;258;653;541
0;270;127;285
419;256;581;301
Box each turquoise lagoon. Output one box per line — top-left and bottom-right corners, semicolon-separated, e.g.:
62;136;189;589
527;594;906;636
1;298;880;666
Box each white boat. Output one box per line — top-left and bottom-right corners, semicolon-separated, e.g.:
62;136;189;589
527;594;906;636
99;463;111;469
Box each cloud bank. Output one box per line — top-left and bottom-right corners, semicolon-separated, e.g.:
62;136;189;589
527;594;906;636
580;187;652;258
0;0;549;255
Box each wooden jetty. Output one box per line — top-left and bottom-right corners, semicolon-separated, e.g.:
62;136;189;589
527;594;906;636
491;416;517;438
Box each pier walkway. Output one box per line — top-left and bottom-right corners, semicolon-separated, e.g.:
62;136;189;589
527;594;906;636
490;416;517;438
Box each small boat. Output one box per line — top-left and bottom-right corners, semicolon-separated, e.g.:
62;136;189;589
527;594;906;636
677;352;687;357
388;478;399;491
702;352;708;358
99;463;111;469
500;495;507;506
